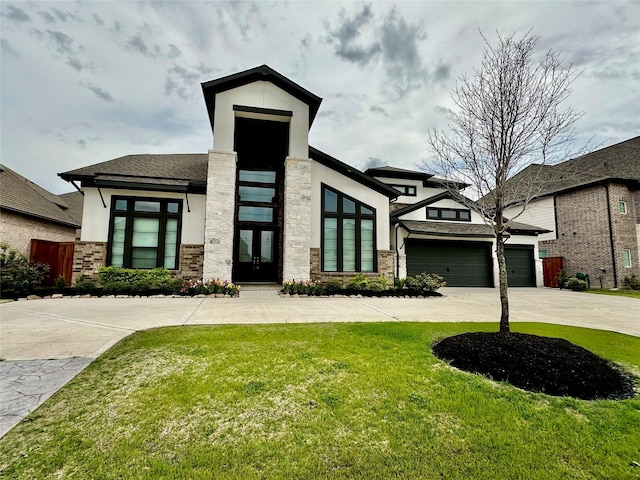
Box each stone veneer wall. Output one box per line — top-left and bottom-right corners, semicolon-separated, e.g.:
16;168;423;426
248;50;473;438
72;241;107;281
282;157;312;281
309;248;395;284
177;244;204;280
203;150;237;281
539;183;639;288
0;210;77;255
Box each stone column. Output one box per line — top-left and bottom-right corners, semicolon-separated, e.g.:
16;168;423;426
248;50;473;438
282;156;312;281
203;150;237;281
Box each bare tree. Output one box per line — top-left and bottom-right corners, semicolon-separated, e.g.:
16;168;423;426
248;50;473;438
425;31;583;333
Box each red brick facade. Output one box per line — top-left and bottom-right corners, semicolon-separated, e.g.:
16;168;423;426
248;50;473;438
540;182;639;288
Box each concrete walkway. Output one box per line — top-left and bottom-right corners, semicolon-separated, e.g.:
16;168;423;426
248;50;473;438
0;288;638;437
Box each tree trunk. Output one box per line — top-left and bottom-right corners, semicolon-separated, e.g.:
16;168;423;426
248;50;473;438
496;232;510;333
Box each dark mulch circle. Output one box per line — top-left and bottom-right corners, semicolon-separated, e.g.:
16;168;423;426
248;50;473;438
432;332;636;400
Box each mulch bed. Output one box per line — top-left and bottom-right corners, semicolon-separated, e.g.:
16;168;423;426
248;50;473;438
432;332;636;400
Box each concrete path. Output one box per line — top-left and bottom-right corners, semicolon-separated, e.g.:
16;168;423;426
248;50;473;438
0;288;638;438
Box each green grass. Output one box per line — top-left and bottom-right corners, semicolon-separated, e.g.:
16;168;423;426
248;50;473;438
1;322;638;479
586;288;640;299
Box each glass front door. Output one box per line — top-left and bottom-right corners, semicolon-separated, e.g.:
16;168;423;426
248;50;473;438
234;227;278;282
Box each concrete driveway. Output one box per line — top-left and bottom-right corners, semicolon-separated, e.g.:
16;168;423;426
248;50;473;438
1;288;638;437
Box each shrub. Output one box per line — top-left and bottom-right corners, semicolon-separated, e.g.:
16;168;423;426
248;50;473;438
323;278;343;295
556;269;571;289
180;278;239;296
54;275;68;289
622;274;640;290
98;267;181;295
565;277;588;292
282;279;323;295
406;272;446;292
73;275;96;290
347;273;370;291
0;243;49;295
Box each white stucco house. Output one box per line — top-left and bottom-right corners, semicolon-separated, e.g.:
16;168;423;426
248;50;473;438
60;65;546;287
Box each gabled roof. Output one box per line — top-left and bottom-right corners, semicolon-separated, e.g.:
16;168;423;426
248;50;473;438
366;165;468;189
201;65;323;132
499;136;640;205
59;154;209;193
309;147;399;199
58;191;84;224
391;191;458;218
0;164;80;228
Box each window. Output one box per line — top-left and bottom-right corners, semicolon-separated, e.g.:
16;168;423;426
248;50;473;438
619;201;627;214
623;249;632;268
108;197;182;269
237;169;278;225
322;185;376;272
427;207;471;222
391;184;417;196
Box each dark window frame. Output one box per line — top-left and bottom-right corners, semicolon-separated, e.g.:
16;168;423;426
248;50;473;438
426;207;472;222
236;168;280;226
321;184;377;273
391;184;417;196
107;196;183;269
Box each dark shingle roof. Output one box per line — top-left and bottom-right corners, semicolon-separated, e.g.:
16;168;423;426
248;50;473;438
366;165;468;189
0;164;80;228
398;219;548;238
58;191;84;224
499;136;640;205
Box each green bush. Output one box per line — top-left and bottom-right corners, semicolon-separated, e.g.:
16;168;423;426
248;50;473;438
98;267;181;294
565;277;588;292
622;275;640;290
556;269;571;289
0;243;49;295
73;275;97;290
323;278;344;295
406;272;446;292
346;274;390;292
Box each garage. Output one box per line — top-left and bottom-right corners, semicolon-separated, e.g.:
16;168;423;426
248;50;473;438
504;245;536;287
406;240;493;287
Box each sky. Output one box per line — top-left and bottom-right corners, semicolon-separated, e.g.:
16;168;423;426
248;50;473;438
1;1;638;194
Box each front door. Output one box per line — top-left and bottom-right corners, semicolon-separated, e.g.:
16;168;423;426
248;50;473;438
234;228;278;282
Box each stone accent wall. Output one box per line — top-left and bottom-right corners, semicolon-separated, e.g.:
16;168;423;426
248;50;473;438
0;210;77;255
203;150;237;281
177;244;204;280
539;183;639;288
72;241;107;281
282;157;312;281
309;248;396;284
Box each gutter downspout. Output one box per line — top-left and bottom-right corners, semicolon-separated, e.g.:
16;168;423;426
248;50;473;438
605;184;618;288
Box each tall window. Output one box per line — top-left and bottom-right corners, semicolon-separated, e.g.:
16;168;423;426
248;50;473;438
623;249;632;268
322;185;376;272
108;197;182;269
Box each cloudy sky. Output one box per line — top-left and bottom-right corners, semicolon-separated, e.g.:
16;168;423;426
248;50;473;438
1;1;638;194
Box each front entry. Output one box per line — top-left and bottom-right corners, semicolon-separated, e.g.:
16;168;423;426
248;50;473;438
234;228;278;282
232;117;289;283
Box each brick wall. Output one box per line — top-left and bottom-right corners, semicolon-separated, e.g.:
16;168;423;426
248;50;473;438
540;183;639;288
177;244;204;280
72;241;107;281
0;210;77;255
309;248;395;284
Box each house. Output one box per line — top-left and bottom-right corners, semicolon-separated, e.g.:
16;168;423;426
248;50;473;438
59;65;547;287
502;136;640;288
366;166;547;287
0;164;81;253
0;164;82;283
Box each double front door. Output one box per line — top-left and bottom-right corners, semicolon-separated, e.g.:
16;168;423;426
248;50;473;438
234;227;278;282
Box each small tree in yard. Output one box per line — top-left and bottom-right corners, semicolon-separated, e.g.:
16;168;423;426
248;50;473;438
425;31;583;333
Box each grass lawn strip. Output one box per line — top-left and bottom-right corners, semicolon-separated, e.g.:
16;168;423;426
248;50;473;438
0;322;638;479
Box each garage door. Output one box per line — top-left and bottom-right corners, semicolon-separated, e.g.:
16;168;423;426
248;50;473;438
504;246;535;287
406;240;493;287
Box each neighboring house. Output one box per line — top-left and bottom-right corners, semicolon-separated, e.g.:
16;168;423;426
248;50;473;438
503;136;640;288
58;65;547;287
0;164;81;254
366;167;548;287
0;164;82;284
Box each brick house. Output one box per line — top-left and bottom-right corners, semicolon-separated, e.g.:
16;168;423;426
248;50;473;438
503;137;640;288
0;164;81;254
59;65;546;287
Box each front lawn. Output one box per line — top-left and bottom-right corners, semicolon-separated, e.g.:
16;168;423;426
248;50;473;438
586;288;640;299
1;323;638;479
